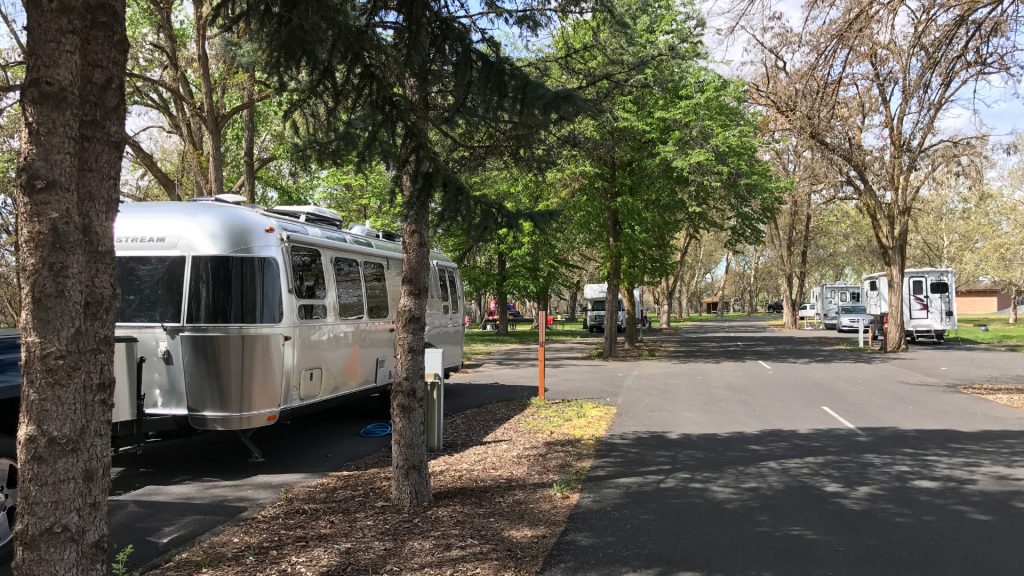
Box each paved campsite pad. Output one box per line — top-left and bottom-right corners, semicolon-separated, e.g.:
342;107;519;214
148;399;614;576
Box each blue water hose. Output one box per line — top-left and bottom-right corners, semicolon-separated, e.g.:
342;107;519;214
360;422;393;437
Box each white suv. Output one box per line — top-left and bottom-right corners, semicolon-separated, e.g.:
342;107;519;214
797;302;817;319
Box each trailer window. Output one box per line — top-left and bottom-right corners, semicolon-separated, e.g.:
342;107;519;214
290;246;327;300
446;269;460;315
868;280;878;292
840;291;849;303
912;279;925;296
438;267;450;303
364;261;390;319
187;257;283;324
333;257;365;319
116;256;186;323
851;292;861;303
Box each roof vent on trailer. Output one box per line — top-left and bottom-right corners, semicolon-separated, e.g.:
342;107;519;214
190;193;249;205
267;205;345;229
349;222;402;243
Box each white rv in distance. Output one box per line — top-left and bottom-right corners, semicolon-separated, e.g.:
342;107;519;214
810;282;862;329
862;268;957;343
112;198;464;456
582;283;640;333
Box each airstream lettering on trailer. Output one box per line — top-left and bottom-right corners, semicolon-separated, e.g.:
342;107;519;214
113;199;464;443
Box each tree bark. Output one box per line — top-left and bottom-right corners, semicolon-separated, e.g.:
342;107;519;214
125;134;179;200
746;247;760;315
659;232;693;328
390;0;433;508
567;285;578;322
603;203;622;359
15;0;127;573
242;82;256;204
496;253;508;335
1009;286;1019;325
622;284;637;349
194;1;224;197
882;238;909;353
716;253;731;318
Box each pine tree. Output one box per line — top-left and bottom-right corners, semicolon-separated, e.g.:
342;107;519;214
222;0;583;507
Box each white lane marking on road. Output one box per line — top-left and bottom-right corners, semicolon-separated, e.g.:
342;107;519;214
822;406;864;434
758;360;772;370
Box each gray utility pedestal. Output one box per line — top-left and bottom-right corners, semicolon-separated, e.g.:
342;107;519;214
424;348;445;453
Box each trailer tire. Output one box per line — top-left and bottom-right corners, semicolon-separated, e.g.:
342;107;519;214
0;435;15;564
935;332;945;344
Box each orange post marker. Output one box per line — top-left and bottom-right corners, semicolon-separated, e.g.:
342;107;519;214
538;311;546;400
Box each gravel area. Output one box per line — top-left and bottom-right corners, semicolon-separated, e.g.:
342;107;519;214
960;384;1024;410
148;399;615;576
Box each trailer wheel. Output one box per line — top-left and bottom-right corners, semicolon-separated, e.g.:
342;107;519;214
935;332;945;344
0;436;15;564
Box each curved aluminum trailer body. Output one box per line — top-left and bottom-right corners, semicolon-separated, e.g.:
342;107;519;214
114;201;464;431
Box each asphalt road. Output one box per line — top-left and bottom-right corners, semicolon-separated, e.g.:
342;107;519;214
8;319;1024;575
533;319;1024;576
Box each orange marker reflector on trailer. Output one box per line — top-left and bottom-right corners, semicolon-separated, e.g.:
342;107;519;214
265;226;276;233
267;415;278;423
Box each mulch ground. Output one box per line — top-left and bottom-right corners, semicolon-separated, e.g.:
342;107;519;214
960;384;1024;410
149;400;614;576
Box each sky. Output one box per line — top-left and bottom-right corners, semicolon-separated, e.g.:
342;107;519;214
699;0;1024;141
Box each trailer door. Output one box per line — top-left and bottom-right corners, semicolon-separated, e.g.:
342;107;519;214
909;276;928;320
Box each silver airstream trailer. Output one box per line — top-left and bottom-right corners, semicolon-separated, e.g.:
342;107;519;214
113;199;464;449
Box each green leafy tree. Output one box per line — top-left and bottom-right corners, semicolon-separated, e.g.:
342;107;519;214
550;0;781;353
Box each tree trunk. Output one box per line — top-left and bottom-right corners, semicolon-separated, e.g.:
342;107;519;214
567;285;578;322
604;204;622;359
470;294;482;324
659;278;673;328
882;244;909;352
1009;286;1019;325
243;82;257;204
15;0;127;573
781;273;798;329
746;249;760;315
194;1;224;197
390;0;433;507
716;253;731;318
622;284;637;349
496;253;508;335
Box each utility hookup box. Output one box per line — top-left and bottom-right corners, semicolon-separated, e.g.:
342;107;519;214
424;348;444;453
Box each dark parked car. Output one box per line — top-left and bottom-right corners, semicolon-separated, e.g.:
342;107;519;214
767;300;784;313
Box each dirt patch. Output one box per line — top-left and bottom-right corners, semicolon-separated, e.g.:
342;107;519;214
148;399;615;576
960;384;1024;410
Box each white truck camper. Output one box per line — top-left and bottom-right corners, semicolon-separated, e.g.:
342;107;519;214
582;283;640;333
810;282;862;329
111;198;465;458
862;268;957;343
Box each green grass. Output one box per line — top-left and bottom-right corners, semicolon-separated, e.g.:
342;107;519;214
953;314;1024;351
670;312;773;325
463;322;589;361
523;397;615;438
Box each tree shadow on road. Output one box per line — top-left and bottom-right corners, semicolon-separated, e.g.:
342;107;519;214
543;426;1024;576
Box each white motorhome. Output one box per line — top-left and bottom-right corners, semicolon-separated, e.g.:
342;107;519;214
582;283;640;333
862;268;957;343
112;198;464;455
810;282;862;329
